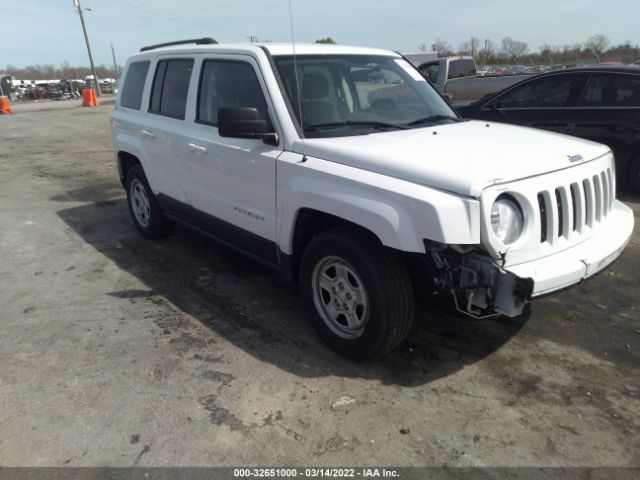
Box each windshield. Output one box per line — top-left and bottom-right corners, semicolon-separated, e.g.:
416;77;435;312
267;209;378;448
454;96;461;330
273;54;458;137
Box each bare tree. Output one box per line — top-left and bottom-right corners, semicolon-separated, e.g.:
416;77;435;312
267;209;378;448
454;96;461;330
458;40;470;55
584;34;610;56
584;34;610;62
468;36;481;58
501;37;528;60
314;37;337;44
417;42;428;52
432;37;452;57
538;44;560;64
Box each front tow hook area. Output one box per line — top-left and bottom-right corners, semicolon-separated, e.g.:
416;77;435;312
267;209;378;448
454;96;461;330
427;245;534;319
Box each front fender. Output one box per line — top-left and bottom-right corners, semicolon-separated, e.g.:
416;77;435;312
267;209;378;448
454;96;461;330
276;153;481;254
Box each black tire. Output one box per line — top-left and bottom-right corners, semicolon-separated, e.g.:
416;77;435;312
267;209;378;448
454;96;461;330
124;164;172;239
629;156;640;196
299;226;414;360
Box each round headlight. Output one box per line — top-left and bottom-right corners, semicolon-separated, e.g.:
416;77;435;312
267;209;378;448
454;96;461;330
491;196;524;245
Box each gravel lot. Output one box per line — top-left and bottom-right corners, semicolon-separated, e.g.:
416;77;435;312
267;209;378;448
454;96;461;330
0;100;639;467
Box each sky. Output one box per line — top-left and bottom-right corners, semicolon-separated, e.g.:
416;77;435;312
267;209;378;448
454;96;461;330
2;0;638;68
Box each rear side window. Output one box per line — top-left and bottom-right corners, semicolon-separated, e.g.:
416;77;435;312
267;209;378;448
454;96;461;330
120;61;149;109
197;60;269;126
149;58;194;119
448;59;476;79
578;73;640;107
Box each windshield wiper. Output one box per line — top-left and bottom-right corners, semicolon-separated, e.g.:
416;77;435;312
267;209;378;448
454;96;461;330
304;120;410;132
405;115;462;127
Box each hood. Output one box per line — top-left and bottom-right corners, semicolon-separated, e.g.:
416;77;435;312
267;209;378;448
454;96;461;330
296;120;610;197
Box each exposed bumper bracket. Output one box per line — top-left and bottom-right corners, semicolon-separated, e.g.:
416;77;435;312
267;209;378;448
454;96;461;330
427;245;533;319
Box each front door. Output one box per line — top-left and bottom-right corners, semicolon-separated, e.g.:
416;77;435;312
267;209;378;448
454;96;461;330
483;72;588;135
184;55;283;262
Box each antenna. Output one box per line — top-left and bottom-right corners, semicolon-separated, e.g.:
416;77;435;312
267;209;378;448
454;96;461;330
287;0;306;161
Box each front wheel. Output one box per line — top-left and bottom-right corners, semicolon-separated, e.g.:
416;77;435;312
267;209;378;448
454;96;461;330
299;227;414;360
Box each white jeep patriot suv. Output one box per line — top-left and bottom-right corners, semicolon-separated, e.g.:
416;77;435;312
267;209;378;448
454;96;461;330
111;38;635;360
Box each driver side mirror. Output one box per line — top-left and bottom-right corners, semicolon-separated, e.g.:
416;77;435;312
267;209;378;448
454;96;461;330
218;107;278;145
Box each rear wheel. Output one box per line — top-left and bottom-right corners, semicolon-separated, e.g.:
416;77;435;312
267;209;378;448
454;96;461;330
299;227;414;360
125;164;172;239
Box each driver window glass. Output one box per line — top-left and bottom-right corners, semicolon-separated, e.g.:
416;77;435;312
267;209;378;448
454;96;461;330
419;63;439;83
197;60;268;126
497;74;580;108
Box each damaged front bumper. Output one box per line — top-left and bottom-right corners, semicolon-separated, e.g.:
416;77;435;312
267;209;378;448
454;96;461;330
423;200;633;318
426;244;533;319
504;200;633;297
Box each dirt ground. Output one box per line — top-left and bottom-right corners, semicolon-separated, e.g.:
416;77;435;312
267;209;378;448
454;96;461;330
0;100;638;467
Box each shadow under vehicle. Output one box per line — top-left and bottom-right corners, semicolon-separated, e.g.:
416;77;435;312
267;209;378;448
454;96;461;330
56;183;528;386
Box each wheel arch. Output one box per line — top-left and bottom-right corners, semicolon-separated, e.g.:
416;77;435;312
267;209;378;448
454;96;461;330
283;206;414;283
117;150;141;186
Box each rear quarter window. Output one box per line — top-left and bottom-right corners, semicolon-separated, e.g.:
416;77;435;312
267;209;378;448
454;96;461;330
448;59;476;79
120;61;150;110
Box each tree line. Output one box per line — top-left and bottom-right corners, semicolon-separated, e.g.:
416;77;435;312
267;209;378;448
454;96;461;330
2;61;119;81
4;34;638;79
419;34;639;65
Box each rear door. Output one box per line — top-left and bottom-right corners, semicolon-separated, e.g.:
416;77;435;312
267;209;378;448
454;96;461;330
182;55;282;262
480;72;588;134
145;57;195;203
569;72;640;176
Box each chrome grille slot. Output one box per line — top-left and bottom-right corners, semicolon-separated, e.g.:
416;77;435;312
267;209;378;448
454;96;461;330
555;189;563;239
556;186;572;239
570;182;583;233
538;190;559;244
538;193;547;243
600;171;609;214
583;178;594;227
593;174;602;222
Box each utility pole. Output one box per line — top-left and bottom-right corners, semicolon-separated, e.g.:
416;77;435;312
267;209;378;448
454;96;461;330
483;39;487;66
74;0;101;96
246;35;258;43
111;43;119;77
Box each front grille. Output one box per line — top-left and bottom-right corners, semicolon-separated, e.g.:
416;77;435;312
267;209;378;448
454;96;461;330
537;167;614;244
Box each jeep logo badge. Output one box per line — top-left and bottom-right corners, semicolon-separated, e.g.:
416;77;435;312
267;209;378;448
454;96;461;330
567;154;584;163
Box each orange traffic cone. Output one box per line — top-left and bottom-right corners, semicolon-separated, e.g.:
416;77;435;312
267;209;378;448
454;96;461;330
82;88;99;107
0;96;13;114
91;88;100;107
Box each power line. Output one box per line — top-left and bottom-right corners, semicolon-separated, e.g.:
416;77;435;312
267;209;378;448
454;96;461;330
112;0;213;29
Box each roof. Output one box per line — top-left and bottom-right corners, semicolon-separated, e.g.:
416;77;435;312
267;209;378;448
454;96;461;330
129;41;398;59
540;65;640;75
261;43;398;57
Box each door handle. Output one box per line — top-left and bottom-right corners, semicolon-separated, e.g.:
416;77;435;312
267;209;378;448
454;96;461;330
187;143;208;153
140;129;155;139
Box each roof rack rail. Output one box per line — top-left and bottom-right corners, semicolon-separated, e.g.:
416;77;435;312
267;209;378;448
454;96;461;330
140;37;218;52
